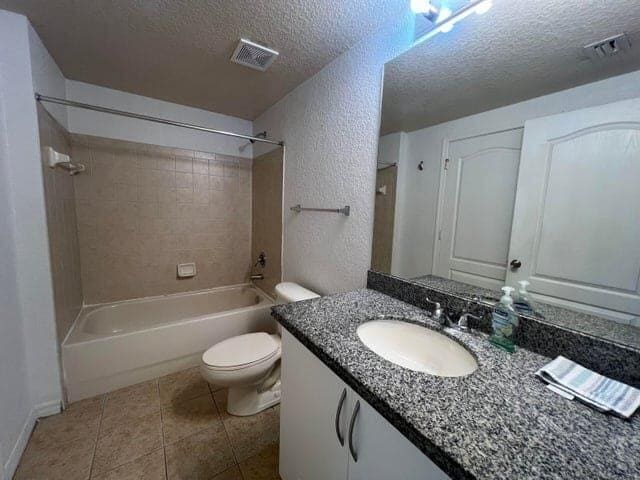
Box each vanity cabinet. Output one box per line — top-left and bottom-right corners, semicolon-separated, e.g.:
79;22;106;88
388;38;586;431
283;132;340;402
279;329;450;480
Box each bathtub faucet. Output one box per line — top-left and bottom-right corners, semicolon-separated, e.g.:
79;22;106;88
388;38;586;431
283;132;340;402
250;273;264;281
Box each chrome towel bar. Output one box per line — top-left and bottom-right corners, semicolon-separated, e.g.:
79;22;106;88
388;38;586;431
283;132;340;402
290;204;350;216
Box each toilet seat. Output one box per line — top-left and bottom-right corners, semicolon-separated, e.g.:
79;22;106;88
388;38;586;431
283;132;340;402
202;332;281;371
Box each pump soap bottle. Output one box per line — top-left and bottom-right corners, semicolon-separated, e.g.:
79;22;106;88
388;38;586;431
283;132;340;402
489;286;519;353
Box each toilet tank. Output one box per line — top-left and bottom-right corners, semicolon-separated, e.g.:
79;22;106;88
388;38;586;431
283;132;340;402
274;282;320;304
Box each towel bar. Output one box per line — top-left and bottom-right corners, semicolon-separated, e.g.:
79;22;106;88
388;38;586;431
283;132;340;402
290;204;350;216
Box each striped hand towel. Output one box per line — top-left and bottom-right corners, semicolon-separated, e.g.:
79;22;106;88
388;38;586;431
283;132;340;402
536;356;640;419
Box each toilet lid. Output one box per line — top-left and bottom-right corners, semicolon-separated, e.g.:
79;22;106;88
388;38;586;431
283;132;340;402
202;332;280;369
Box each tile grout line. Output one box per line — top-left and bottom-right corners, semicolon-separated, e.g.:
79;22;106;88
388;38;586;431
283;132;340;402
157;378;169;480
87;394;107;479
213;391;243;470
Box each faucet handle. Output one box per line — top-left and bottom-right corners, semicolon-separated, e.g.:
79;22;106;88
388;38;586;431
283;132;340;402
458;312;482;331
424;297;442;319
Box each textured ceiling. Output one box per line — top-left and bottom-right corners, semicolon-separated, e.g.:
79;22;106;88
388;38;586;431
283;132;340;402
382;0;640;135
0;0;408;120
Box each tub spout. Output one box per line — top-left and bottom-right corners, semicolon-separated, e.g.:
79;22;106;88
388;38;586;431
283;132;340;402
250;273;264;281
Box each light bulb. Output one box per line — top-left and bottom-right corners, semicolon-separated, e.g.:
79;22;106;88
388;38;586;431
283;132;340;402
437;6;453;23
474;0;492;15
410;0;432;14
437;7;453;32
439;23;454;33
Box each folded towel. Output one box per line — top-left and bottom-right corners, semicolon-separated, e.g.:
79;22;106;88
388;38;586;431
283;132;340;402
536;356;640;419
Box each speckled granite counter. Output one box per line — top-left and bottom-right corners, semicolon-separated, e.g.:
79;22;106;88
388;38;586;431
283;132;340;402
368;271;640;388
272;289;640;480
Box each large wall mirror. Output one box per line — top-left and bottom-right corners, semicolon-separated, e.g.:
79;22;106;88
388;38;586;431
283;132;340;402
372;0;640;339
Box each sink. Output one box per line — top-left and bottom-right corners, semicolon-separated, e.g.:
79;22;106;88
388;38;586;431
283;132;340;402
356;320;478;377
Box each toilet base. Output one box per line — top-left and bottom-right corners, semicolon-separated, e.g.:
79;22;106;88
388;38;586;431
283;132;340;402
227;380;281;416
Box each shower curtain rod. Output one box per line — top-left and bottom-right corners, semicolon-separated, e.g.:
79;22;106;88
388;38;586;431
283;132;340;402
35;94;284;147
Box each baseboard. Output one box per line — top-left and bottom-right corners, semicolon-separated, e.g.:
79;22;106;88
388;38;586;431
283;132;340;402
3;400;61;479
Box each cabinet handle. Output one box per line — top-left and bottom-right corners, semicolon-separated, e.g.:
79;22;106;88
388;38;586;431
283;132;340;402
348;400;360;462
335;388;347;446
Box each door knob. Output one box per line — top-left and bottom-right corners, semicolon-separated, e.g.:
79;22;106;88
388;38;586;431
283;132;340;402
510;259;522;269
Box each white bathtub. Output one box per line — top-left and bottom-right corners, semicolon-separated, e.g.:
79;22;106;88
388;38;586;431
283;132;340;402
62;284;276;402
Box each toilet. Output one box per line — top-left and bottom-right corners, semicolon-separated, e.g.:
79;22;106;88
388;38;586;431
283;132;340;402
200;282;319;416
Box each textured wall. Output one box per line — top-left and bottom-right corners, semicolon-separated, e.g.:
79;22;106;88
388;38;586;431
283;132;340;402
252;12;414;295
0;11;62;478
72;135;251;304
251;147;283;297
37;105;83;342
66;81;254;159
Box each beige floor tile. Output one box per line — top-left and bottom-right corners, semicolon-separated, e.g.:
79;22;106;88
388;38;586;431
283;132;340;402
213;389;229;414
212;465;243;480
67;394;105;412
161;393;220;444
164;423;235;480
14;436;95;480
91;449;166;480
101;380;160;430
239;444;280;480
208;380;224;393
28;400;103;448
159;367;210;406
214;391;280;463
92;411;163;476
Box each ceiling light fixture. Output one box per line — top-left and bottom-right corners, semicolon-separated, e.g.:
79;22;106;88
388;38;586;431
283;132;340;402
413;0;493;44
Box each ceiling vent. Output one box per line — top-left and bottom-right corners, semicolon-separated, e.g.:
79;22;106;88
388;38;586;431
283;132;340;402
230;39;279;72
584;33;632;60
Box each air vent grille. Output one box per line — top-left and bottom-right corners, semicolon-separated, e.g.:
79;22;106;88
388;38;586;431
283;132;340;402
584;33;632;60
231;39;279;72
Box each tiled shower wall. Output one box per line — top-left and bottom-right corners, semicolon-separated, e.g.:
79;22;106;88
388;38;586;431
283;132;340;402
71;135;252;304
251;147;283;296
37;105;84;342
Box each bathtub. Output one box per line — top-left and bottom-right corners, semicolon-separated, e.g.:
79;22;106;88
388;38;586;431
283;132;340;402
62;284;276;402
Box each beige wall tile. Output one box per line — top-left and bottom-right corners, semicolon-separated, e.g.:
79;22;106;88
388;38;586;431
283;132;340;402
72;134;253;304
251;148;283;296
38;105;84;345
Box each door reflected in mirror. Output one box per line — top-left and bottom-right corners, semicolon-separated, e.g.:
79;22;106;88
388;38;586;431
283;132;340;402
372;0;640;337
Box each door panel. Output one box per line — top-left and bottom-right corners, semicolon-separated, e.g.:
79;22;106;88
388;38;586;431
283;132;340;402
435;129;523;289
347;392;450;480
507;98;640;316
279;329;350;480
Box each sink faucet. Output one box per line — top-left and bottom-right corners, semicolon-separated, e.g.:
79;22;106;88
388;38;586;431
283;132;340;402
457;312;482;331
424;297;445;325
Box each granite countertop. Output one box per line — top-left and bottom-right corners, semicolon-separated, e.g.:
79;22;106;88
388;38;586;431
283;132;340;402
272;289;640;480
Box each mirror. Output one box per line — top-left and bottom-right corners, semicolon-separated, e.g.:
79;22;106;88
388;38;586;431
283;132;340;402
372;0;640;338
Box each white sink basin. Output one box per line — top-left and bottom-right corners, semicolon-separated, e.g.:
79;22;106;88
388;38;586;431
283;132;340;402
356;320;478;377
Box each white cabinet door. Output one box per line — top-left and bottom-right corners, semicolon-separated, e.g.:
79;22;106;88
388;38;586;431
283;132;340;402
435;129;523;290
347;391;451;480
280;329;350;480
507;98;640;319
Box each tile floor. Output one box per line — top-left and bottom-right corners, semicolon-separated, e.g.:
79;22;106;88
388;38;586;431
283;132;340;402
14;367;280;480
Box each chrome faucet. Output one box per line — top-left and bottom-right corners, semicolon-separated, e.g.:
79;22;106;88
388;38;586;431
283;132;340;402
424;297;445;324
457;312;482;331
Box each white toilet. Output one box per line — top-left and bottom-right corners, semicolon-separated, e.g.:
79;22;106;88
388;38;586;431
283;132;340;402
200;282;319;416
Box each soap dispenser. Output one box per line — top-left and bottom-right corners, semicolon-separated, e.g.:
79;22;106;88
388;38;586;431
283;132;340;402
489;286;519;353
513;280;536;315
